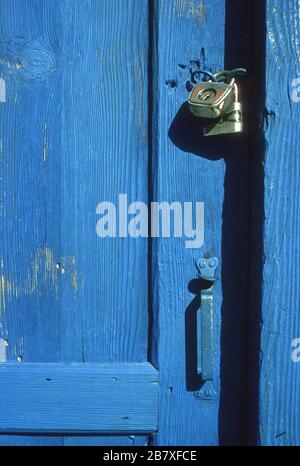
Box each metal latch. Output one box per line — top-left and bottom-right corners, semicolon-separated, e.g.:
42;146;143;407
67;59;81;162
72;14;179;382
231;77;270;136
195;256;219;383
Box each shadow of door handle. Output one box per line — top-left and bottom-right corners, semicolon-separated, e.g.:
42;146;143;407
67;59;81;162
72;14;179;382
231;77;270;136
196;257;219;382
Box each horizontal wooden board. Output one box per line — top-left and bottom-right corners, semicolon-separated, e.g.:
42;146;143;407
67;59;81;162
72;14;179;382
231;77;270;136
0;363;158;434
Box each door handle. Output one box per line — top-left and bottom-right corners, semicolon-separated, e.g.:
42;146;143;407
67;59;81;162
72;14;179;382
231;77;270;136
196;257;219;382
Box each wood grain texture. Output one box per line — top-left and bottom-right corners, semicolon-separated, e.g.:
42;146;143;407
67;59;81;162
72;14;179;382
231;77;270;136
151;0;252;446
0;363;158;433
0;436;64;446
0;435;147;446
0;0;260;446
0;0;150;445
152;0;223;444
259;0;300;446
62;435;147;446
0;0;149;362
153;0;230;445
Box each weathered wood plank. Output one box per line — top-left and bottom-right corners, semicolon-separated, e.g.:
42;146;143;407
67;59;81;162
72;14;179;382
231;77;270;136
0;363;158;433
0;436;63;446
0;434;147;446
259;0;300;446
0;0;149;362
60;0;150;364
151;1;223;445
151;0;252;445
63;435;147;446
153;0;246;445
0;0;150;445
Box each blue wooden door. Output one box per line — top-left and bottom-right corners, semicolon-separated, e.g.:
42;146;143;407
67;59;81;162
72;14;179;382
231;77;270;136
0;0;157;446
0;0;251;447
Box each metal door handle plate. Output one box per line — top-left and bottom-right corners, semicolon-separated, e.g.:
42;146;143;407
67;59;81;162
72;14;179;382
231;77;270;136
195;257;219;392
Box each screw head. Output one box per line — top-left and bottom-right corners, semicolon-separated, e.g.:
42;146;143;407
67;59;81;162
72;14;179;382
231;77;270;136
209;259;216;268
199;260;206;269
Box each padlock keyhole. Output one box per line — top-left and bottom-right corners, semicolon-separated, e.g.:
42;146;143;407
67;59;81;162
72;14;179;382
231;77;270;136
197;88;216;103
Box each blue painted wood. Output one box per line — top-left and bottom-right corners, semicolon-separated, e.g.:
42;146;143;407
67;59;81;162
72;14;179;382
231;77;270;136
0;436;63;446
258;0;300;446
0;363;158;433
0;435;147;446
151;0;252;446
63;435;147;446
0;0;149;362
0;0;150;446
151;0;223;447
0;0;259;447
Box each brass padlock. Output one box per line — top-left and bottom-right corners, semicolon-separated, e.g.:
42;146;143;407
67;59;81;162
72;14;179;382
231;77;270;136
188;69;245;136
203;101;242;136
188;78;236;119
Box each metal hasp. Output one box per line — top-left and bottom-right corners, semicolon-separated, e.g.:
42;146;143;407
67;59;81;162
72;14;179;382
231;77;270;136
188;68;246;136
195;257;219;382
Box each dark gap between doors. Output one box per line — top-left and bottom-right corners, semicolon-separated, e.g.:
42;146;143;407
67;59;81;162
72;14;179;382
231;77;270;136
218;0;266;446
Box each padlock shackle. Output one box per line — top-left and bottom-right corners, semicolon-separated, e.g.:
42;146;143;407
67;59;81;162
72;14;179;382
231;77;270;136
214;68;247;82
191;69;217;83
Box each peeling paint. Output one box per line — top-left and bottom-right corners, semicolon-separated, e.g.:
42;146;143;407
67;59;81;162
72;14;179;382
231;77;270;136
0;338;7;362
24;245;59;296
43;122;48;162
0;275;14;314
60;255;80;292
0;246;81;315
174;0;206;24
0;78;6;102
